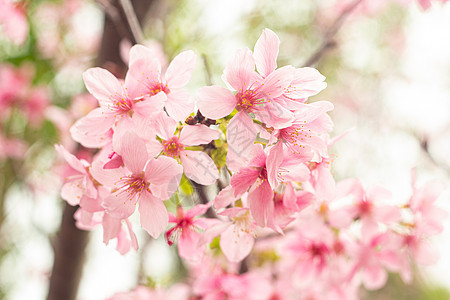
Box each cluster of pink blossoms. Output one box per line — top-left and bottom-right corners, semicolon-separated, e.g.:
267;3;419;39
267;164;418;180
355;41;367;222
58;29;446;299
0;64;50;159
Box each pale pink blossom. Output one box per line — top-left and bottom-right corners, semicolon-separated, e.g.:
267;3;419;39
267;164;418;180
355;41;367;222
126;45;196;122
0;0;28;45
71;67;166;148
55;144;97;206
199;207;257;263
347;230;402;290
166;204;215;261
336;179;401;235
230;144;309;230
147;112;220;185
94;132;182;238
0;132;27;159
193;270;273;300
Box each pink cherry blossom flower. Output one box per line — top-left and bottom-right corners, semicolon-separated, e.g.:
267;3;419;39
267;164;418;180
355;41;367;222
230;144;310;230
284;218;335;285
0;0;29;45
23;87;50;126
273;101;334;159
125;45;196;122
417;0;448;9
197;29;296;158
409;178;447;235
0;132;27;159
74;208;138;255
147;112;220;185
336;179;401;235
272;183;312;229
199;207;257;263
94;132;183;238
347;230;402;290
71;67;166;148
193;270;273;300
55;144;97;206
166;204;215;261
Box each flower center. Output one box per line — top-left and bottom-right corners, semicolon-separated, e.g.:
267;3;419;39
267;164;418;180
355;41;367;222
162;137;184;158
359;200;372;215
111;96;134;115
149;82;170;96
115;174;149;202
235;89;263;112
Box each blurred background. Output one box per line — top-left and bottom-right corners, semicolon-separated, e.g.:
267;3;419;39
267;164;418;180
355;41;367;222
0;0;449;299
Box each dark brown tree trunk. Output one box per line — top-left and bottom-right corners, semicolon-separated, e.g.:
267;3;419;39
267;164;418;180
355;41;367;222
47;204;89;300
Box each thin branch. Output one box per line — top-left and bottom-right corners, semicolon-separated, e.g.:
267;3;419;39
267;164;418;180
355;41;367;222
96;0;130;42
419;136;450;175
191;181;217;219
119;0;145;44
202;54;214;86
303;0;364;67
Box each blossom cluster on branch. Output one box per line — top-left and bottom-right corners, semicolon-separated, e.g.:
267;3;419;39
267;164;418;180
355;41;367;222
57;29;446;299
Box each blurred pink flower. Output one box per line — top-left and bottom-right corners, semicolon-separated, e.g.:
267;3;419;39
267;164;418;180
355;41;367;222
0;0;28;44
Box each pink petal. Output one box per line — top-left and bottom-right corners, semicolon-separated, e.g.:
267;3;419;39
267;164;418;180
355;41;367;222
115;229;132;255
103;191;137;219
139;192;168;238
198;221;232;246
82;68;123;105
165;89;195;122
226;111;257;160
254;28;280;78
146;156;183;199
80;195;103;213
256;101;294;129
102;213;122;244
260;65;294;99
267;142;284;189
128;44;154;67
180;150;219;185
146;156;182;186
70;108;114;148
61;177;84;205
178;228;203;261
280;160;310;183
223;47;257;91
363;264;387;290
248;181;274;227
184;203;211;219
230;167;260;197
287;67;327;99
133;92;166;117
165;50;196;89
103;155;123;169
314;162;336;201
373;205;401;224
125;219;138;250
179;124;219;146
90;158;128;187
126;57;162;100
120;132;148;174
220;225;254;262
151;111;178;140
196;86;237;120
293;101;334;124
55;144;86;174
214;185;240;209
414;240;439;265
